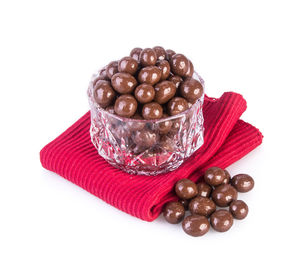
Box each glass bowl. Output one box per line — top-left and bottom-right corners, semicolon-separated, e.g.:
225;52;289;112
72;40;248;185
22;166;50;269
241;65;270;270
87;71;205;176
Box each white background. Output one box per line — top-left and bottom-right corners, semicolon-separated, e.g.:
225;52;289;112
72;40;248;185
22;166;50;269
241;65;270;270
1;0;299;279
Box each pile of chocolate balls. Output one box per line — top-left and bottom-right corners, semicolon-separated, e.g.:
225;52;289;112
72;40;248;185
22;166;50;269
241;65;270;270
163;167;254;237
92;46;203;119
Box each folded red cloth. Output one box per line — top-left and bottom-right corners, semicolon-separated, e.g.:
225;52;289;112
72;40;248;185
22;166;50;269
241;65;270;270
40;92;263;221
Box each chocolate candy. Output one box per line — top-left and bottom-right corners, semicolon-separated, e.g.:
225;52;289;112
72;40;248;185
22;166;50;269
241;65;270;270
175;179;198;200
93;80;116;108
142;102;163;120
204;167;226;186
111;72;137;94
160;135;175;152
134;84;155;104
118;56;138;75
231;174;254;192
126;113;145;131
168;75;183;88
197;181;213;198
134;129;158;147
166;49;176;60
185;60;194;78
167;97;189;116
179;199;190;210
163;201;185;224
182;215;210;237
130;47;142;62
154;81;176;104
153;46;167;60
114;95;137;117
156;60;171;80
211;184;238;207
98;67;109;80
158;114;173;134
138;66;161;85
170;54;189;76
223;170;231;184
229;200;248;220
179;78;203;103
106;61;119;79
189;197;216;217
210;210;233;232
140;48;157;66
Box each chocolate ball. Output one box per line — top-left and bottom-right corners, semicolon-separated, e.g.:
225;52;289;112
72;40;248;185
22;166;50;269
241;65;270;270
179;199;190;210
185;60;194;78
153;46;167;60
134;129;158;147
163;201;185;224
118;56;138;75
111;72;137;94
189;197;216;217
154;81;177;104
166;49;176;60
229;200;249;220
231;174;254;193
134;84;155;104
167;97;189;116
223;169;231;184
211;184;238;207
210;210;233;232
106;61;119;79
179;78;204;102
158;114;173;134
98;67;109;80
142;102;163;120
175;179;198;200
204;167;226;186
93;80;116;108
156;60;171;80
168;75;183;88
130;47;142;62
170;54;189;76
197;181;213;198
138;66;161;85
114;95;137;117
182;215;210;237
140;48;157;66
126;113;145;131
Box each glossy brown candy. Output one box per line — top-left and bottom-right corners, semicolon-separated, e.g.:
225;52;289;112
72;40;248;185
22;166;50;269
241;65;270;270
114;95;137;117
229;200;249;220
167;97;189;116
130;47;142;62
189;197;216;217
138;66;162;85
98;67;109;80
197;181;213;198
168;75;183;88
118;56;138;75
163;201;185;224
170;54;189;76
154;81;177;104
106;61;119;79
175;179;198;200
134;84;155;104
142;102;163;120
204;167;226;186
211;184;238;207
185;60;194;78
140;48;157;66
126;113;145;131
156;60;171;80
93;80;116;108
223;170;231;184
182;215;210;237
166;49;176;60
134;129;158;147
179;78;203;103
153;46;167;60
158;114;173;134
210;210;233;232
111;73;137;94
231;174;254;193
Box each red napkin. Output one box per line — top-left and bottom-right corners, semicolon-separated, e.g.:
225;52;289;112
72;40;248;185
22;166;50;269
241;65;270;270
40;92;263;221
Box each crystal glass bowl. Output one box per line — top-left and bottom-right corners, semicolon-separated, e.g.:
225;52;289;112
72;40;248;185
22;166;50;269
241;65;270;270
87;71;205;176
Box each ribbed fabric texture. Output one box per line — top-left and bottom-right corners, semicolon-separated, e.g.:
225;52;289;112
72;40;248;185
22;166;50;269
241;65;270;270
40;92;263;221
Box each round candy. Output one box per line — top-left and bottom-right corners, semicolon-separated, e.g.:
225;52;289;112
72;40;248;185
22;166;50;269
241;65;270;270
229;200;249;220
223;170;231;184
130;47;142;62
170;54;189;76
156;60;171;80
168;75;183;88
154;81;176;104
231;174;254;193
179;199;190;210
134;129;158;148
106;61;119;79
153;46;167;60
140;48;157;66
134;84;155;104
185;60;194;78
98;67;109;80
182;215;210;237
175;179;198;200
158;114;173;134
111;73;137;94
197;181;213;198
204;167;226;186
163;201;185;224
179;78;204;102
93;80;116;108
142;102;163;120
166;49;176;60
210;210;233;232
211;184;238;207
138;66;161;85
118;56;138;75
126;113;145;131
189;197;216;217
167;97;189;116
114;95;137;117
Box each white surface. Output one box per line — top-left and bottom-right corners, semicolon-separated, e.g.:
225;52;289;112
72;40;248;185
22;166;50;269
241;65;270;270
0;0;299;279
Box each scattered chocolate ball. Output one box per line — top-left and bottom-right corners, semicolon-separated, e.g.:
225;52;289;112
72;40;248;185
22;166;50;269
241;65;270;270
167;97;189;116
189;196;216;217
134;84;155;104
140;48;157;66
179;199;190;210
175;179;198;200
210;210;233;232
153;46;167;60
179;78;203;103
156;60;171;80
157;114;173;134
130;47;142;62
229;200;249;220
168;75;183;88
163;201;185;224
138;66;162;85
154;81;177;104
166;49;176;60
197;181;213;198
118;56;138;75
211;184;238;207
142;102;163;120
182;215;210;237
114;95;137;117
111;72;137;94
134;129;158;148
93;80;116;108
223;169;231;184
170;54;189;76
231;174;254;193
106;61;119;79
204;167;226;186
